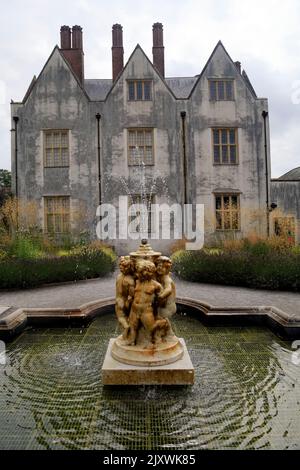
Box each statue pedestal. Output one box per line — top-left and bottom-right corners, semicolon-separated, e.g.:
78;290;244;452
102;338;194;385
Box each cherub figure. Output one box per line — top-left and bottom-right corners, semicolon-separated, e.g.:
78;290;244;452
115;256;135;336
127;259;169;345
156;256;177;319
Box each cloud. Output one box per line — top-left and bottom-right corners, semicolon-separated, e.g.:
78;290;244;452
0;0;299;178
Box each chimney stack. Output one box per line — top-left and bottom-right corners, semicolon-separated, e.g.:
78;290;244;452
60;25;84;84
152;23;165;77
235;61;241;74
112;24;124;82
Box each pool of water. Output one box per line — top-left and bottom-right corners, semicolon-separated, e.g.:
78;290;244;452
0;312;299;450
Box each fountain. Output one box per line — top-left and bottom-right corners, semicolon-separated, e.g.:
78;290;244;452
102;239;194;385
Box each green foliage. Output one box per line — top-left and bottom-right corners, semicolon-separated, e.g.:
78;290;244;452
0;170;11;188
0;246;116;289
172;245;300;292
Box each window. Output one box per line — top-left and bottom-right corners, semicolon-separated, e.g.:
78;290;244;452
128;129;154;165
128;194;155;234
213;128;238;164
215;194;240;230
209;80;234;101
128;80;152;101
274;217;295;244
44;130;69;167
44;196;70;233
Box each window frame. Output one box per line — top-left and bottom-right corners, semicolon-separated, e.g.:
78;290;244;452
44;196;70;234
215;193;241;231
212;127;239;165
209;79;235;101
127;80;153;101
43;129;70;168
127;128;154;166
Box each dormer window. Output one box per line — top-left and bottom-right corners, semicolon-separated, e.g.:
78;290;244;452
128;80;152;101
209;79;234;101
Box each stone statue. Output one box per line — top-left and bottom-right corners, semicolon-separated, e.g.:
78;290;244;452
156;256;177;319
126;259;169;346
115;256;135;335
111;240;184;367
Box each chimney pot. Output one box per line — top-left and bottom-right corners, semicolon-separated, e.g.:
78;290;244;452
235;61;241;73
60;25;71;49
72;25;83;50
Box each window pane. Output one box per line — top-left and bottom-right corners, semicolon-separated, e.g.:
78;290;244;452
229;129;236;144
136;81;143;100
222;145;228;163
137;131;144;146
232;212;239;230
230;146;236;164
145;147;153;164
144;82;151;100
128;131;136;146
216;196;222;210
223;196;230;209
210;81;217;100
216;211;222;229
221;129;227;144
213;129;219;145
224;212;231;230
61;132;68;147
128;82;135;100
218;81;225;100
144;131;152;146
45;133;52;147
214;146;220;164
226;81;233;99
231;196;238;209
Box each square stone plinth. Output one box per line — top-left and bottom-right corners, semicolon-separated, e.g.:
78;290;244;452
102;338;194;385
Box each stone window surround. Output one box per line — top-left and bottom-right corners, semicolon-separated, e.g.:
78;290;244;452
212;127;239;165
43;129;70;168
127;128;155;166
214;192;241;231
127;79;153;101
208;78;235;101
43;195;71;234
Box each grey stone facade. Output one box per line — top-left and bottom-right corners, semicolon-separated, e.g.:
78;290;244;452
11;24;273;253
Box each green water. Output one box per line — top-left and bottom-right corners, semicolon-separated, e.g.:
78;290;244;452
0;312;299;450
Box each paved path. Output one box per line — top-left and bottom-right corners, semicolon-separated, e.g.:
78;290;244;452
0;276;299;318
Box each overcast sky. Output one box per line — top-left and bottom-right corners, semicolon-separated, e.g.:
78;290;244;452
0;0;300;177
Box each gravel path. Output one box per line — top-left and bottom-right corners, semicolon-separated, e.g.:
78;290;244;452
0;275;299;318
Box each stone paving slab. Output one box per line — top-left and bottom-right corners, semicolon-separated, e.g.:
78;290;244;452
0;275;299;319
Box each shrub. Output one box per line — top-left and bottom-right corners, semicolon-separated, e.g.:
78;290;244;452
172;244;300;292
0;246;116;289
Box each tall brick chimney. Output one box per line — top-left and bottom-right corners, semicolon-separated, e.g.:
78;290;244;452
60;25;84;84
112;24;124;82
152;22;165;77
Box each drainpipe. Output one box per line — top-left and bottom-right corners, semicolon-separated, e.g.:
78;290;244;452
180;111;188;205
13;116;19;199
96;113;102;206
262;110;269;237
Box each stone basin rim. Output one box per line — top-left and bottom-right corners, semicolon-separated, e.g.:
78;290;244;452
1;296;299;340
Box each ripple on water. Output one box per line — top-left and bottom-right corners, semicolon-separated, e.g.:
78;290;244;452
0;314;300;450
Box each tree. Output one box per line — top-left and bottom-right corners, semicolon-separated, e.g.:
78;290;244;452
0;170;11;207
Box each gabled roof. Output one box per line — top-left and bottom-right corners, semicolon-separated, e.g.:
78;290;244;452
187;40;258;99
21;46;90;104
278;167;300;181
165;77;197;99
102;43;180;102
85;79;112;100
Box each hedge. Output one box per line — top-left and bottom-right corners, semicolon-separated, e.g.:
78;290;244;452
172;249;300;291
0;248;116;289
